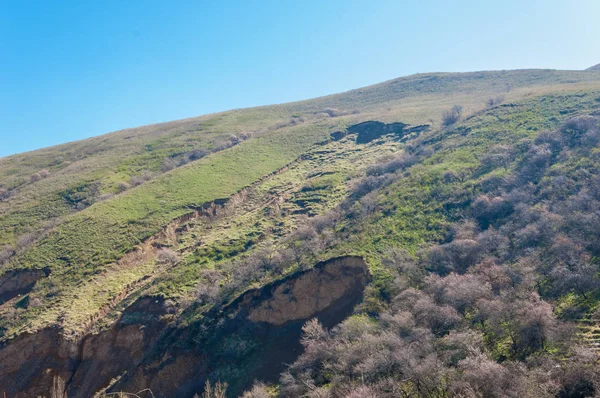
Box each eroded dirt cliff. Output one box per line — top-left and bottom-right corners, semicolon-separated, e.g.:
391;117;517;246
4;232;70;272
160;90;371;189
112;256;370;397
0;256;369;398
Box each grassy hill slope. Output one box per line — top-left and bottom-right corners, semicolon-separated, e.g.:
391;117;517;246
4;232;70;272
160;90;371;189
1;68;600;397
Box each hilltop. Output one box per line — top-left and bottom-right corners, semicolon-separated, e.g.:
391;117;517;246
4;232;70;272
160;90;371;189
1;68;600;397
587;63;600;71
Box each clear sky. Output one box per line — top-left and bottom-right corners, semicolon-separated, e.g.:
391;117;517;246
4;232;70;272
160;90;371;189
1;0;599;157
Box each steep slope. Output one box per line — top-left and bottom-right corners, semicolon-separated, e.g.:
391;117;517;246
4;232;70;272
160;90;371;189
1;70;600;397
587;63;600;71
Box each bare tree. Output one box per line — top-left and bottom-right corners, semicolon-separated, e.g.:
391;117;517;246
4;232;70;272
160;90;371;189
202;381;227;398
240;382;270;398
51;375;67;398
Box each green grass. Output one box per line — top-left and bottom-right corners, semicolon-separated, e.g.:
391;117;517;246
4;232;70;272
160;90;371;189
2;69;600;249
2;69;600;340
12;122;330;272
324;90;600;296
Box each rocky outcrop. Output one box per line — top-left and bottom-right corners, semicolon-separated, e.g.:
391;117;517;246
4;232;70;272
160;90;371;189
350;121;407;144
330;130;347;141
347;121;429;144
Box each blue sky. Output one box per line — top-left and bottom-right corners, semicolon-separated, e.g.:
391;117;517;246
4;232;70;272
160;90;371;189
1;0;599;157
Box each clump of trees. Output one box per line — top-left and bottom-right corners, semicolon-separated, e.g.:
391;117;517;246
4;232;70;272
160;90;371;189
278;114;600;397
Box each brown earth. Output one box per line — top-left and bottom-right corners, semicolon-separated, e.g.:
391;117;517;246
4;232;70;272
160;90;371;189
0;256;369;398
0;268;49;304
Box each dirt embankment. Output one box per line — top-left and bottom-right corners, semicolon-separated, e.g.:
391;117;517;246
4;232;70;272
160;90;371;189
112;256;370;397
0;268;49;304
0;296;171;398
0;256;369;398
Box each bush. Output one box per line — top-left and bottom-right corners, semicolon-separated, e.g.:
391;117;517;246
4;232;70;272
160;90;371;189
480;145;514;171
486;96;505;107
442;105;463;127
129;172;153;186
426;273;492;313
156;248;180;265
0;246;14;266
560;115;599;145
200;381;228;398
15;232;38;253
426;239;483;275
185;148;208;162
30;172;42;182
196;281;219;306
240;382;270;398
162;157;178;172
471;195;514;229
116;181;131;193
365;153;417;176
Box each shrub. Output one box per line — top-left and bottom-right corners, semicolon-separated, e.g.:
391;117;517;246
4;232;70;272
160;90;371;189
156;248;180;265
97;193;114;202
0;246;14;266
426;239;483;275
471;195;513;229
365;153;417;176
301;318;329;347
442;105;463;127
239;131;252;141
412;296;461;336
129;172;153;186
196;281;219;306
15;232;38;253
186;148;208;162
427;273;492;313
560;115;599;145
486;96;505;107
162;157;178;172
240;382;270;398
339;385;378;398
480;145;514;171
350;174;394;198
116;181;131;193
200;381;228;398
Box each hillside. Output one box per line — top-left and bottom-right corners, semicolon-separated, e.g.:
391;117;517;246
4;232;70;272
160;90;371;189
1;68;600;397
588;63;600;71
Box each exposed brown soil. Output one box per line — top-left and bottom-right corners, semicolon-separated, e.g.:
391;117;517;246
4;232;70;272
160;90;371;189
0;296;170;398
0;268;49;304
0;256;369;398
